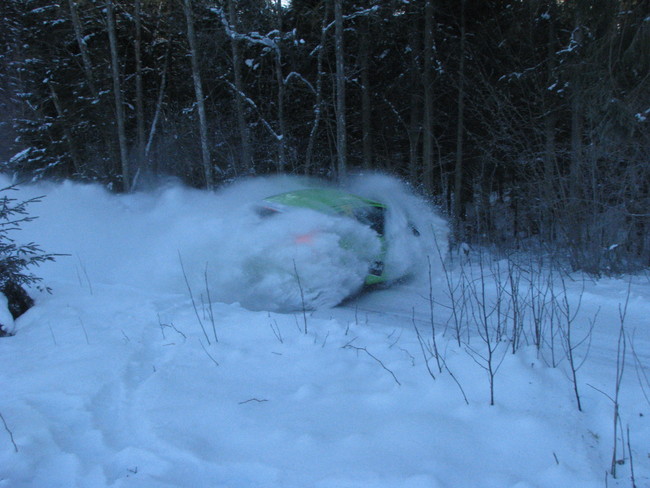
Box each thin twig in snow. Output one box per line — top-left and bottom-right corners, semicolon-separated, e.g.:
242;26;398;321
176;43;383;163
238;398;269;405
343;344;401;386
199;339;219;367
293;260;308;334
204;263;218;343
627;425;637;488
413;310;436;381
78;317;90;345
269;315;283;344
179;252;211;345
629;336;650;406
49;324;58;346
0;411;18;452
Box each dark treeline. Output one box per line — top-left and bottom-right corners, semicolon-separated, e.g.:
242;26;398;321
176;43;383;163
0;0;648;273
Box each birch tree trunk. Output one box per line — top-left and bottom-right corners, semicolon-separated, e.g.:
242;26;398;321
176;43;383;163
106;0;130;192
183;0;214;189
334;0;347;183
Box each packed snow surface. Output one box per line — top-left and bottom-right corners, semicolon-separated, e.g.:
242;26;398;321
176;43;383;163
0;174;649;487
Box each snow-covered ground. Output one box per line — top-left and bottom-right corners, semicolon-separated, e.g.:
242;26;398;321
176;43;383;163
0;174;648;488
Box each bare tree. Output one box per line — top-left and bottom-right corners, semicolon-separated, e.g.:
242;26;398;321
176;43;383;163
227;0;252;172
407;2;421;184
67;0;117;176
182;0;215;189
453;0;466;241
304;3;329;174
134;0;146;180
47;81;82;174
422;0;434;193
334;0;347;183
272;0;288;172
106;0;130;192
68;0;98;99
145;42;170;166
465;254;508;406
359;15;372;169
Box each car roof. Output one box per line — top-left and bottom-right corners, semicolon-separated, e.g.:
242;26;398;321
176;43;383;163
263;188;385;215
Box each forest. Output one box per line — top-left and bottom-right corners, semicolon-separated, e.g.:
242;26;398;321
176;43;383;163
0;0;648;273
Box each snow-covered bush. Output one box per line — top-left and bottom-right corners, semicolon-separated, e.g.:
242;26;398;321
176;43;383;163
0;185;55;336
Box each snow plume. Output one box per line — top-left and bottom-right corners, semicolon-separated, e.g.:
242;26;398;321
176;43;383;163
347;173;449;284
9;173;447;311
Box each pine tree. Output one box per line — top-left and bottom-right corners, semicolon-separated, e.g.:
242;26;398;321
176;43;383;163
0;186;56;335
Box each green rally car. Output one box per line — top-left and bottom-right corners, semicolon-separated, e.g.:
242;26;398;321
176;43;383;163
255;188;394;285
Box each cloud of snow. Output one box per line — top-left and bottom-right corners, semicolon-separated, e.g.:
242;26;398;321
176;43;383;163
8;173;447;312
347;173;449;284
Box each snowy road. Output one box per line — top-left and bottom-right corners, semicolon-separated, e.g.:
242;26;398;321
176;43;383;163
1;175;648;488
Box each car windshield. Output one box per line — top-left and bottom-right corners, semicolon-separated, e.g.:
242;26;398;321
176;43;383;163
352;205;385;237
255;194;386;238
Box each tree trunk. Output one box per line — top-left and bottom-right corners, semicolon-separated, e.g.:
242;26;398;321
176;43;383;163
543;4;559;242
106;0;130;192
227;0;252;173
407;4;421;185
305;2;329;175
422;0;434;193
145;45;170;170
334;0;347;183
68;0;98;99
183;0;214;189
359;17;372;169
47;81;83;175
68;0;115;177
134;0;146;181
568;6;585;264
570;90;583;205
453;0;466;241
274;0;287;172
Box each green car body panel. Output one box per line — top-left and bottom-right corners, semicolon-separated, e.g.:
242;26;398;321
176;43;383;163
261;188;389;285
263;188;383;215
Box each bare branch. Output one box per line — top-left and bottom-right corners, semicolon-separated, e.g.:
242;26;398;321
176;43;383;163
343;344;401;386
178;252;210;345
0;412;18;452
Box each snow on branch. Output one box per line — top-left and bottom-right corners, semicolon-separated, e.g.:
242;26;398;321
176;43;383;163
284;72;316;94
210;7;278;51
224;81;283;142
308;5;380;57
323;5;380;35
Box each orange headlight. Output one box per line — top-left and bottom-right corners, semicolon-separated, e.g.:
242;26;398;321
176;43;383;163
294;232;317;244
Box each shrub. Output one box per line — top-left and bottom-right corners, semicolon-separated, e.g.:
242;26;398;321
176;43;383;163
0;185;55;335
